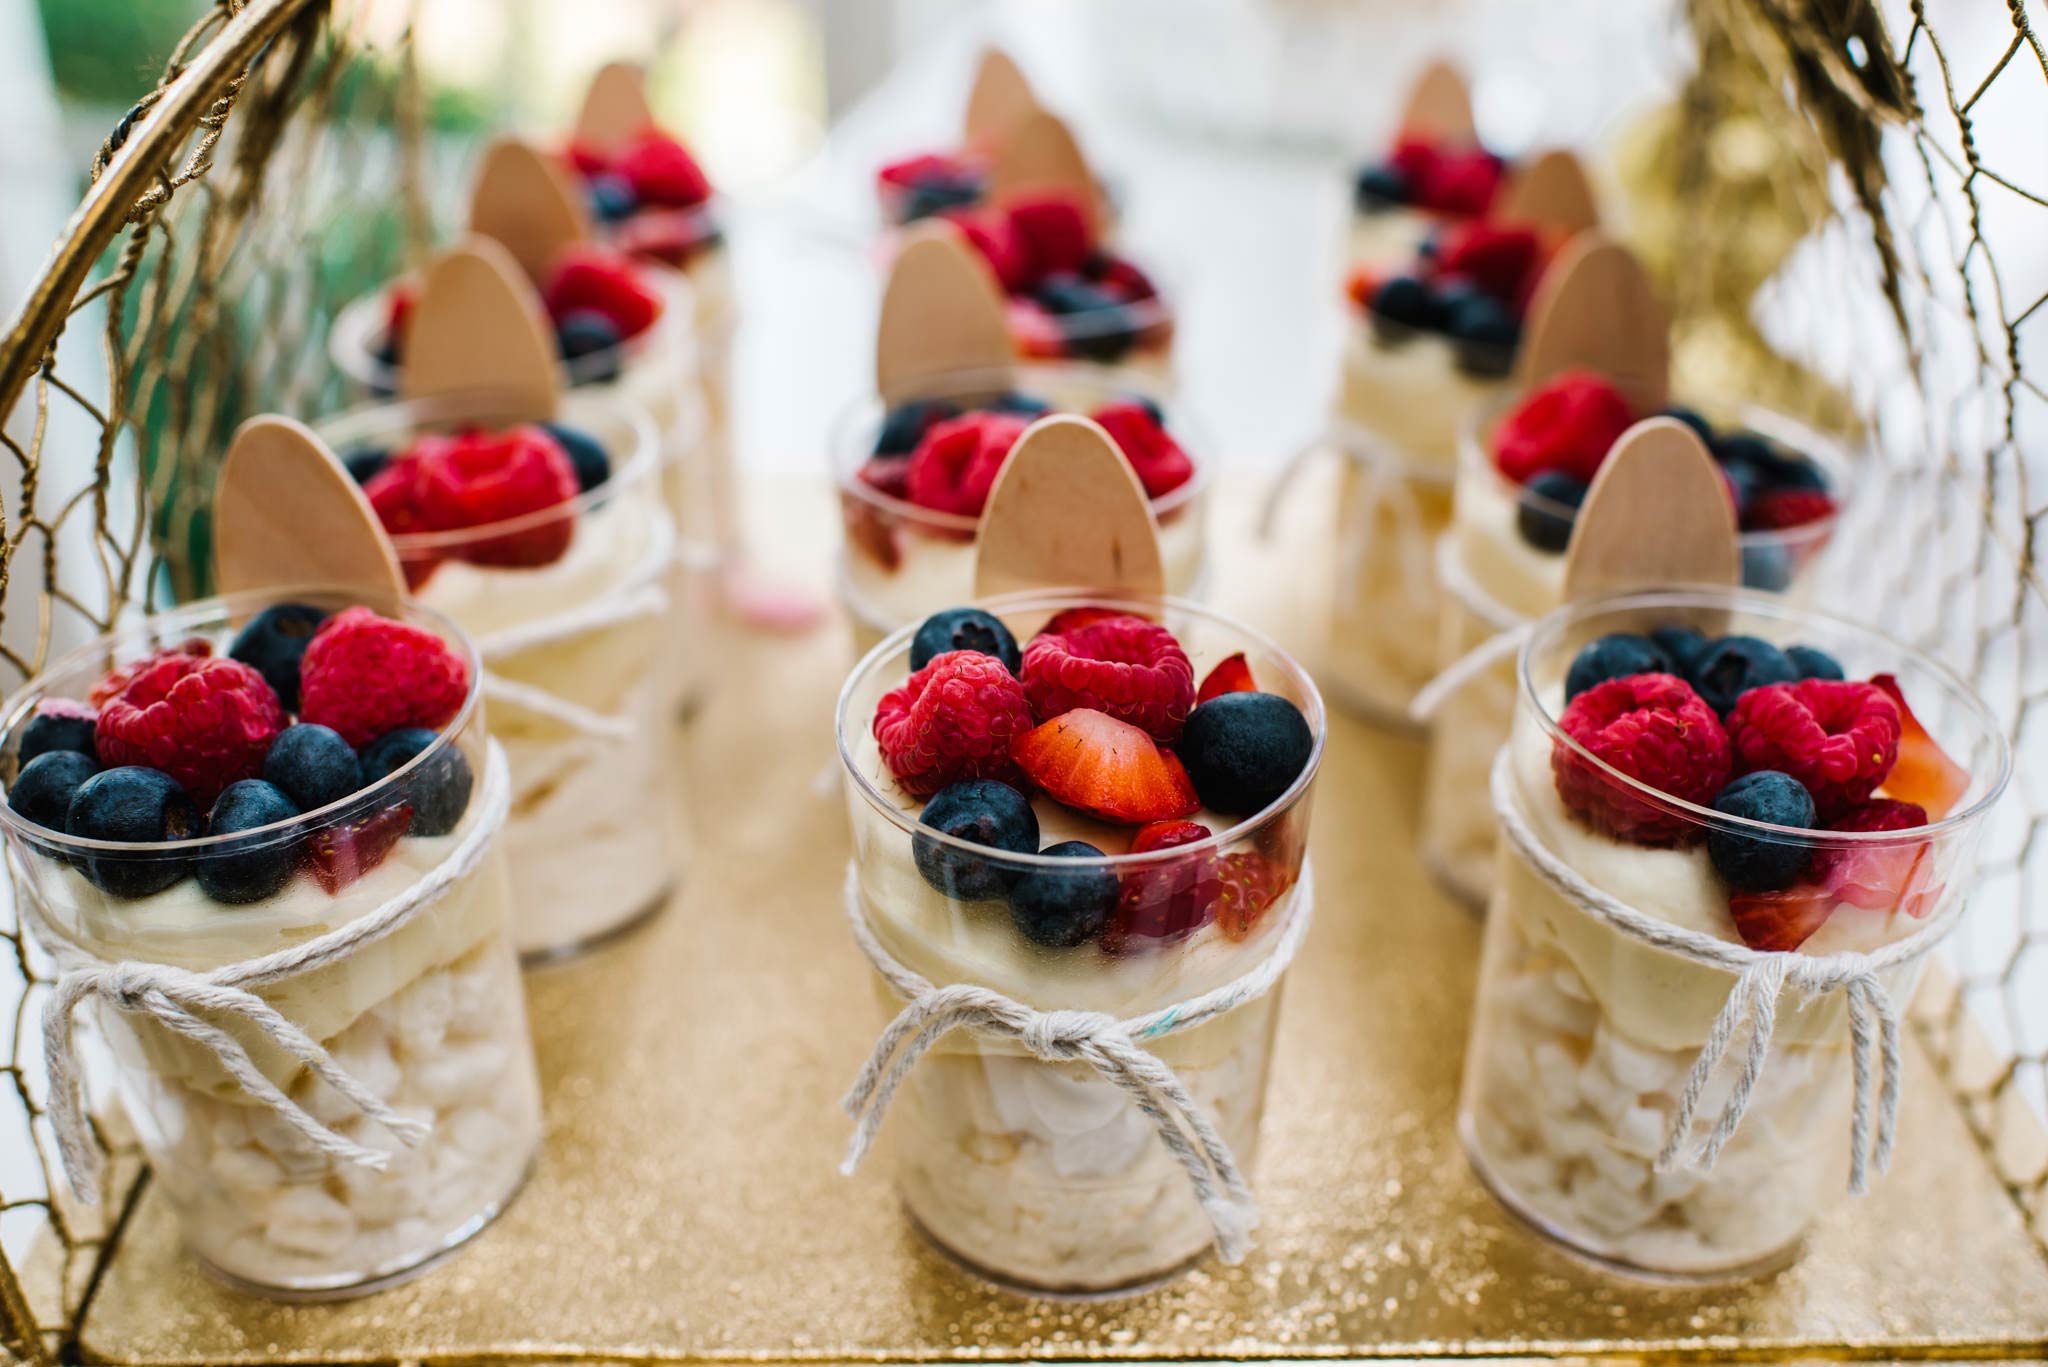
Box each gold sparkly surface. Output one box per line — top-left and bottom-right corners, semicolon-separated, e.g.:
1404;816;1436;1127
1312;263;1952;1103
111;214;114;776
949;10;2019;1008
80;476;2048;1364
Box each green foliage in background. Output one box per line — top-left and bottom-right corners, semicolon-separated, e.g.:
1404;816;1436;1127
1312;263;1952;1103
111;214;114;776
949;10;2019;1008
35;0;194;107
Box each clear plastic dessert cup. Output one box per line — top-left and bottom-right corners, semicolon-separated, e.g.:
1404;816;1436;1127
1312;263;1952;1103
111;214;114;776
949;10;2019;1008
1461;588;2009;1279
832;365;1210;659
1335;308;1514;469
3;588;538;1299
836;591;1325;1294
1012;291;1174;382
1419;404;1847;909
318;389;684;961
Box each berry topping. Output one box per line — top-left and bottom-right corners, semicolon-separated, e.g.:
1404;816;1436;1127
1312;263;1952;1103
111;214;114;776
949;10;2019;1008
910;608;1021;675
196;780;302;905
298;606;470;748
873;650;1034;798
542;247;662;339
1088;401;1195;499
1714;432;1827;493
413;427;581;567
10;751;99;832
1516;470;1589;553
946;209;1033;293
1178;691;1315;815
305;802;413;894
587;172;639;222
67;767;201;897
1354;162;1409;210
1551;673;1732;845
1434;223;1540;306
19;707;97;764
1818;798;1937;915
1492;371;1636;485
1650;625;1712;676
1043;605;1143;635
1196;653;1257;703
1706;770;1817;891
96;655;286;806
359;727;475;837
556;311;625;379
1213;850;1293;941
1443;291;1520;377
1744;487;1837;532
382;282;417;358
1661;405;1715;443
89;639;209;708
1687;634;1798;715
262;724;363;814
540;422;611;493
1010;709;1200;825
1108;819;1219;950
1786;644;1844;681
1869;673;1970;819
1021;614;1196;743
1006;841;1119;948
1564;633;1674;703
1725;679;1900;819
343;447;389;484
1369;275;1443;334
228;602;328;711
1726;885;1836;953
904;412;1030;518
615;130;711;208
875;398;962;457
911;779;1038;901
1006;193;1094;280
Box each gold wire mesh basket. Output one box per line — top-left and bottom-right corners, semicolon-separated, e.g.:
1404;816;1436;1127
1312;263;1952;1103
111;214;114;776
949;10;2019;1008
0;0;2042;1362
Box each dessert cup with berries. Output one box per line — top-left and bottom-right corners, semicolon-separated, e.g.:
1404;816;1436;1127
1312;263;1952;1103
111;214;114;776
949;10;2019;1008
836;592;1324;1293
4;589;539;1298
319;388;683;960
1460;588;2007;1278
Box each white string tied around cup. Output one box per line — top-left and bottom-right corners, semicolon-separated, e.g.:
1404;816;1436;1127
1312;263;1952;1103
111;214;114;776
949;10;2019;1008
37;741;511;1205
838;861;1315;1265
1489;747;1953;1195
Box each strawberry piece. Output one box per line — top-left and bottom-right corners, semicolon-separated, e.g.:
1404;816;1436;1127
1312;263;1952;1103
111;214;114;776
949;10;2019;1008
1727;884;1836;953
1005;299;1067;358
878;151;965;188
1197;653;1257;703
306;803;414;894
1870;673;1970;819
1089;401;1195;499
904;412;1029;518
413;426;580;568
543;247;663;339
1010;709;1200;824
1213;850;1293;941
1432;223;1540;306
1345;263;1384;311
89;639;211;708
616;130;710;208
1492;371;1637;485
1107;820;1218;950
1006;193;1095;281
1820;798;1938;915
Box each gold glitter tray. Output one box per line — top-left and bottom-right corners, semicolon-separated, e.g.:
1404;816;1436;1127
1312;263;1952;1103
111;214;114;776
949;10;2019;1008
76;477;2048;1365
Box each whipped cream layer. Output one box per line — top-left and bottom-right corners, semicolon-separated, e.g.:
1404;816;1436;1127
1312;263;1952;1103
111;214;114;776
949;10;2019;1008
1347;207;1439;269
1337;320;1506;466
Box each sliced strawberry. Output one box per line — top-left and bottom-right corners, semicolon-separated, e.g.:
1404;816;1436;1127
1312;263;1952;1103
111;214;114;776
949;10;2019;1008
306;803;414;894
1869;673;1970;819
1727;884;1835;952
1197;653;1257;703
1345;262;1383;312
1213;851;1293;941
1820;798;1939;916
1010;709;1200;824
1106;820;1218;950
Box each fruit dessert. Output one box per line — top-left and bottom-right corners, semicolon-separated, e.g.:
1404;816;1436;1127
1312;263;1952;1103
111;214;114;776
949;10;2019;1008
877;149;992;227
837;595;1324;1293
836;369;1206;657
941;194;1172;375
1460;591;2004;1277
1349;127;1508;270
321;392;682;960
2;592;537;1297
1418;378;1844;904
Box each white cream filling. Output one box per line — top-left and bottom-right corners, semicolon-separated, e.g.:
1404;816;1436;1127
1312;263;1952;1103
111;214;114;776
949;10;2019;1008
1337;318;1507;465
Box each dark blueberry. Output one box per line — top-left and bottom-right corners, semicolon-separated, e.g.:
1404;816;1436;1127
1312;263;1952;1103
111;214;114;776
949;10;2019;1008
1036;276;1120;317
541;422;610;493
1660;405;1715;444
990;391;1054;417
1766;450;1829;493
1064;314;1140;363
1354;163;1410;211
910;608;1022;675
1178;692;1315;815
1564;633;1674;702
1740;541;1794;592
901;177;981;222
1707;771;1816;891
228;602;328;711
1446;293;1520;378
1689;634;1798;715
912;780;1039;901
876;398;961;457
10;751;99;831
556;310;624;383
196;780;302;905
1786;644;1845;681
342;447;390;485
1649;625;1712;676
359;728;474;837
262;724;363;813
1007;841;1118;948
66;767;201;897
1368;275;1443;339
1716;431;1827;495
1719;457;1763;517
587;173;639;223
1516;471;1588;553
373;335;402;370
19;711;96;763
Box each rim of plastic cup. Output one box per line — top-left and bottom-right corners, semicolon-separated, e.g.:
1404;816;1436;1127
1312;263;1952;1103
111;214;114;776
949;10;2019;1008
835;589;1326;870
830;362;1212;537
314;387;662;557
1520;586;2013;849
0;587;483;857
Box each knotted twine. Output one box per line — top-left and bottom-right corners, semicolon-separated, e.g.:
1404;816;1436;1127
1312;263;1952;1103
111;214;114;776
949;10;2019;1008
36;741;512;1205
1489;747;1956;1193
839;861;1315;1264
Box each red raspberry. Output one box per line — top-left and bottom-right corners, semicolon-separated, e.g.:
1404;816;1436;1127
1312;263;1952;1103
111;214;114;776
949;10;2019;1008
878;152;964;188
944;209;1033;293
1021;614;1196;744
616;130;710;208
1006;193;1094;281
564;141;613;177
1725;679;1900;820
96;655;285;805
362;446;444;590
1492;370;1636;485
904;412;1029;518
1387;137;1442;194
299;606;471;747
1744;488;1838;531
873;650;1034;798
543;247;663;339
89;639;211;708
1089;401;1195;499
1417;149;1504;216
1106;819;1219;952
1432;223;1540;306
415;426;580;567
1551;672;1732;845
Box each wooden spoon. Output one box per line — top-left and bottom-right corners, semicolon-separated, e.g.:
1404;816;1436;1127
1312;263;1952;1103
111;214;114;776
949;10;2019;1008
1516;232;1670;414
213;416;404;600
974;415;1164;599
876;223;1015;402
1496;148;1601;237
468;136;591;284
987;110;1104;237
574;60;655;153
964;47;1042;147
1564;417;1739;600
1398;60;1476;143
400;238;562;421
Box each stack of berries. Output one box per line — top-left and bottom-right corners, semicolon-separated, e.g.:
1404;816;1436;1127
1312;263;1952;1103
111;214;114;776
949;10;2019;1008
1347;220;1551;378
941;194;1164;363
565;128;723;269
878;151;988;225
1353;134;1506;221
